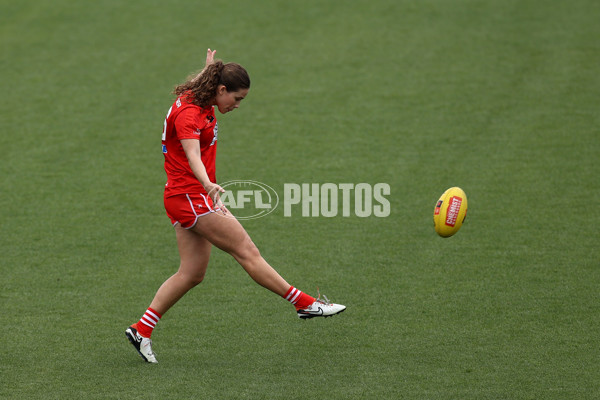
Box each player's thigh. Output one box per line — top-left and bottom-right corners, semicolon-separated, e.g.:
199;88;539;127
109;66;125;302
191;213;256;258
175;224;212;278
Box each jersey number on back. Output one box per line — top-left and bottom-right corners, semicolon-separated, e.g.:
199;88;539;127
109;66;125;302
162;106;173;141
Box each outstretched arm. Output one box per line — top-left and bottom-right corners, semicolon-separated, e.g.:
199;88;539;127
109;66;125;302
190;49;218;83
205;48;216;66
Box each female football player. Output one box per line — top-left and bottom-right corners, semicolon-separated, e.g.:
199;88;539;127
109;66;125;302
126;49;345;363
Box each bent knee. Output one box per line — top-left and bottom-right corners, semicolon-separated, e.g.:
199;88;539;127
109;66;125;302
233;239;261;263
176;269;206;287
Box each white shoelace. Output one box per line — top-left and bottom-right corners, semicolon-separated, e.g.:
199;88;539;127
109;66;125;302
315;287;332;305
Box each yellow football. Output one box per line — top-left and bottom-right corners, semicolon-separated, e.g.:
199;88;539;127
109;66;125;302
433;187;468;237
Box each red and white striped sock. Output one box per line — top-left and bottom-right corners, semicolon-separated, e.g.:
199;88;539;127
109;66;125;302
283;286;315;310
135;307;162;338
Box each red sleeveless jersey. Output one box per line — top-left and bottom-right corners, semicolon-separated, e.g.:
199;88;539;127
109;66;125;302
162;96;218;197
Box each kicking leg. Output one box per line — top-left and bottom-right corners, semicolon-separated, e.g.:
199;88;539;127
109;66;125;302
191;212;290;296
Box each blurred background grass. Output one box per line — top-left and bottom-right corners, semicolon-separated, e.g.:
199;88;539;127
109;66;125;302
1;0;599;398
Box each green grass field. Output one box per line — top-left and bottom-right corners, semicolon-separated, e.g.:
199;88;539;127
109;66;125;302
1;0;599;398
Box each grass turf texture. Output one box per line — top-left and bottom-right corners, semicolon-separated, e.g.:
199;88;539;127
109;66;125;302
1;0;599;398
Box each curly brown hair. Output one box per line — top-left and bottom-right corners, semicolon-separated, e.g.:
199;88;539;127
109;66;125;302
174;61;250;108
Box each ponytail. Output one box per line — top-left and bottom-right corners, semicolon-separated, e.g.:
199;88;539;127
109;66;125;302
174;61;250;108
